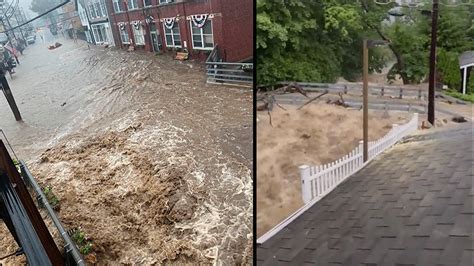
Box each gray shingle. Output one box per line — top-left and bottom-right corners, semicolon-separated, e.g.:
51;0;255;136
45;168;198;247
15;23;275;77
257;123;473;265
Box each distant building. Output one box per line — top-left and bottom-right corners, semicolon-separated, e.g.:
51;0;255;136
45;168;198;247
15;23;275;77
58;2;83;38
77;0;94;43
84;0;115;46
106;0;253;62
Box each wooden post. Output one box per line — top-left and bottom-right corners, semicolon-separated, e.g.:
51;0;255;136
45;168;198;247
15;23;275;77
0;141;62;264
299;165;311;204
363;40;369;163
0;76;22;121
428;0;439;125
462;67;467;94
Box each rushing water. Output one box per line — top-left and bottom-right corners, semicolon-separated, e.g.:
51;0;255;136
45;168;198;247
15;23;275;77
0;38;252;264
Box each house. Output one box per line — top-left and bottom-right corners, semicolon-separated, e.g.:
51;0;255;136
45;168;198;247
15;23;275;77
459;51;473;94
58;2;83;39
84;0;115;46
106;0;253;62
77;0;94;43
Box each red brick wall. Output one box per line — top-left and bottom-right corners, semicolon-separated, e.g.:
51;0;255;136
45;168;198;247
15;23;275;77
220;0;253;62
106;0;253;62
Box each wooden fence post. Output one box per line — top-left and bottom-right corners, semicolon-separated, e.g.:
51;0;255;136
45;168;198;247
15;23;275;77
358;140;364;166
299;165;311;204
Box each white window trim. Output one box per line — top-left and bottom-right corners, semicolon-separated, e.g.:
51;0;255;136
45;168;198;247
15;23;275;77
163;23;181;48
95;2;102;17
133;26;145;45
143;0;152;7
119;26;130;44
128;0;139;10
189;20;214;50
159;0;170;4
100;0;107;16
112;0;122;12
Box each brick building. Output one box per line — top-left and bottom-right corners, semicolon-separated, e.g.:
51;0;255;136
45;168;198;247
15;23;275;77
106;0;252;62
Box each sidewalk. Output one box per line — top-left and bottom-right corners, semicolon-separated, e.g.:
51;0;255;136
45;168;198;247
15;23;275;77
257;123;473;265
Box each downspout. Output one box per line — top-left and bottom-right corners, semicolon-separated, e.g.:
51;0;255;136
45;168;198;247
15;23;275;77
123;0;135;46
141;6;151;52
110;6;122;49
156;4;163;50
182;1;188;52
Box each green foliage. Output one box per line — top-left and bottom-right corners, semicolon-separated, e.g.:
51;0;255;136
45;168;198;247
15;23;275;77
437;49;461;90
43;186;60;209
385;2;473;85
257;0;473;87
71;228;93;255
445;90;474;103
30;0;61;15
256;0;391;86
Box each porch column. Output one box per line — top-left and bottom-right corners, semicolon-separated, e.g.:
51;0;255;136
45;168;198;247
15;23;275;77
462;67;467;94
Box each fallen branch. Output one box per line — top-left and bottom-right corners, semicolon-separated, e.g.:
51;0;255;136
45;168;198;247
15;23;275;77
297;91;328;110
268;111;272;127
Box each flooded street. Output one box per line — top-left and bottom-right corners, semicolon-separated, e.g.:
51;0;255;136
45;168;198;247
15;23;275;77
0;38;252;264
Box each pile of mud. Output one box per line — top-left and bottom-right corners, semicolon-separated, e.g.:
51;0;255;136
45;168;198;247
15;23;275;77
0;42;252;264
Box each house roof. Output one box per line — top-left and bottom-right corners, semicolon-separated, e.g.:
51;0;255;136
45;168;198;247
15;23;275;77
257;123;474;265
459;51;474;68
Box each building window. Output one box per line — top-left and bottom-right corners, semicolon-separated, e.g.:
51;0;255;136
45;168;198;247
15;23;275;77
133;25;145;45
190;20;213;49
128;0;138;10
163;22;181;48
120;27;130;44
159;0;173;4
95;2;102;17
100;0;107;16
143;0;151;7
92;24;108;43
89;4;96;18
112;0;121;12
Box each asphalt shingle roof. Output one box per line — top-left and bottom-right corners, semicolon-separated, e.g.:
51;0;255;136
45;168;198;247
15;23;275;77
257;123;474;265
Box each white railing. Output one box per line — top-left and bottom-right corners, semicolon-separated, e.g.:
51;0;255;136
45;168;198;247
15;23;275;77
301;112;418;204
257;113;418;244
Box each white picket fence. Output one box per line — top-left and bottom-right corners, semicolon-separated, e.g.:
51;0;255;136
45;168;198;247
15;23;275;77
257;113;418;244
300;112;419;204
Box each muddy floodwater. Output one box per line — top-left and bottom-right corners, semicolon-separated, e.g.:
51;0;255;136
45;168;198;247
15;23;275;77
0;38;252;264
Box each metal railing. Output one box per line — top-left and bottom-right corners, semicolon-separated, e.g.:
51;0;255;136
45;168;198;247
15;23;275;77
278;82;426;99
205;46;253;87
20;161;85;266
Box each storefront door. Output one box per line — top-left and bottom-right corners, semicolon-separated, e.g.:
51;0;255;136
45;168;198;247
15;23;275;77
150;32;161;53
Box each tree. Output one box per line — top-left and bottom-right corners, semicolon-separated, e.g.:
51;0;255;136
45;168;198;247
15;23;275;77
257;0;387;86
30;0;61;15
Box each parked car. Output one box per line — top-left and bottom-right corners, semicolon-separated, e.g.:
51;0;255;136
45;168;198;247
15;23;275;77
26;36;35;44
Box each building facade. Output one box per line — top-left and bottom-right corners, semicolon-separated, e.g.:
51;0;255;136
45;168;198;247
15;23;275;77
77;0;94;43
107;0;253;62
84;0;115;46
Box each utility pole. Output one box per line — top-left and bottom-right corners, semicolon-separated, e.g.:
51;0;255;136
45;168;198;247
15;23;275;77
362;39;369;162
1;75;22;121
427;0;438;125
13;10;26;42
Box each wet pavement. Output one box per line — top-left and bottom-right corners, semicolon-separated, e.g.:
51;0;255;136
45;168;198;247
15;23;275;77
0;33;104;158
